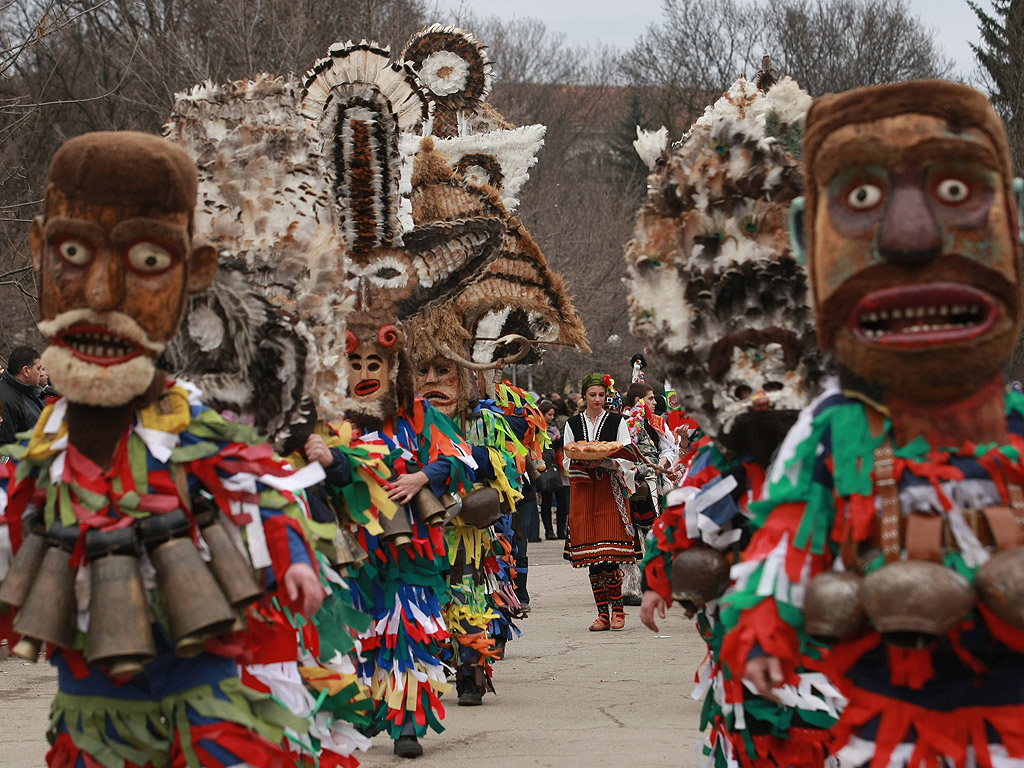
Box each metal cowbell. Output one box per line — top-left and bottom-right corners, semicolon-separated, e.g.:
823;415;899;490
12;521;80;660
0;517;48;609
200;518;263;609
861;560;975;647
413;487;446;527
976;546;1024;630
139;510;235;658
379;506;414;547
460;487;502;529
804;571;867;643
85;526;155;679
669;545;730;618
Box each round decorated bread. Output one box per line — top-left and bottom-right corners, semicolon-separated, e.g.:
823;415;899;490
564;441;622;461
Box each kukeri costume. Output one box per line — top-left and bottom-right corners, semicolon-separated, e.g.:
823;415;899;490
720;80;1024;768
626;75;836;767
0;132;325;768
401;24;585;699
166;71;382;768
298;40;517;758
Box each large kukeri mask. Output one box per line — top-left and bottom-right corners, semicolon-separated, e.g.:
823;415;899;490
796;80;1022;403
32;132;217;407
625;76;829;460
301;42;507;427
401;25;588;402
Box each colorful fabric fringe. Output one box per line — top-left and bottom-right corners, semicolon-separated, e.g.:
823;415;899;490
643;440;838;768
331;398;468;739
1;380;323;767
720;387;1024;767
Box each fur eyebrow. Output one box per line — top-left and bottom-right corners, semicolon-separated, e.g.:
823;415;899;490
42;217;106;242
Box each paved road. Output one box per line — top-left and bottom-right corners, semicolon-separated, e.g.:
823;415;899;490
1;539;707;767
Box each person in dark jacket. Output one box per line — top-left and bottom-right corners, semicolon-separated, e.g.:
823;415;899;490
0;345;44;444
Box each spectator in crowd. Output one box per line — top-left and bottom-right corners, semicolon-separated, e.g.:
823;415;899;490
0;346;45;444
537;400;569;540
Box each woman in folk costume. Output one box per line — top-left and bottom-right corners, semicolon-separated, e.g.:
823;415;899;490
562;372;638;630
0;132;326;768
723;80;1024;768
298;41;512;759
165;73;391;767
627;73;836;767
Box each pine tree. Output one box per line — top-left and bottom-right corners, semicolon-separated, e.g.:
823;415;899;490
970;0;1024;171
608;89;657;196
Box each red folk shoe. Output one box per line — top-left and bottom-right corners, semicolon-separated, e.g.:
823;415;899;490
589;614;611;631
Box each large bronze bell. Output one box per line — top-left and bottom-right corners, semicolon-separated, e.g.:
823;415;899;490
669;545;730;617
861;560;975;647
194;504;263;609
803;571;867;643
379;506;414;547
139;510;236;658
85;527;155;679
0;512;47;608
12;521;80;660
976;546;1024;630
460;487;502;529
413;487;446;526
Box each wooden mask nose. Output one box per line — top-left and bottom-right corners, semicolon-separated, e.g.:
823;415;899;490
878;180;942;265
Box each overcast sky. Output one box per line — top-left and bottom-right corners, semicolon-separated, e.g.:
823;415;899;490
458;0;990;82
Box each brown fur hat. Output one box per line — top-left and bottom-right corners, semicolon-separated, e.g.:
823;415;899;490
47;131;198;230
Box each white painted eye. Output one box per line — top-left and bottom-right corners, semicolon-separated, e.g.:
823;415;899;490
936;178;970;203
57;239;91;265
127;242;173;273
847;184;883;210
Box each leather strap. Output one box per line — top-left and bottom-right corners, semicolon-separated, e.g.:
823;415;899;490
1010;483;1024;540
980;505;1024;550
905;513;943;562
873;440;901;563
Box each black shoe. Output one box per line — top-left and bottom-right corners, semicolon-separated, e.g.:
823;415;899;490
458;689;484;706
394;735;424;759
623;594;643;606
545;532;558;540
528;537;542;542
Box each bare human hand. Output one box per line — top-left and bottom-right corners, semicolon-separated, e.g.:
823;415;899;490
388;470;429;504
745;655;785;700
283;562;324;617
640;590;668;632
304;433;334;467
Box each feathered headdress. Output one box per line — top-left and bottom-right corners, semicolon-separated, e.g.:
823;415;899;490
300;42;506;332
402;25;589;377
625;75;829;459
165;74;346;440
403;24;493;138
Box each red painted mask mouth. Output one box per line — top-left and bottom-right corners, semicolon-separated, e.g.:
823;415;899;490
848;282;998;348
56;325;145;366
353;380;381;397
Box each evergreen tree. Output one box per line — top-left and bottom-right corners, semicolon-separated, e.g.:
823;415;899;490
608;89;658;193
970;0;1024;171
